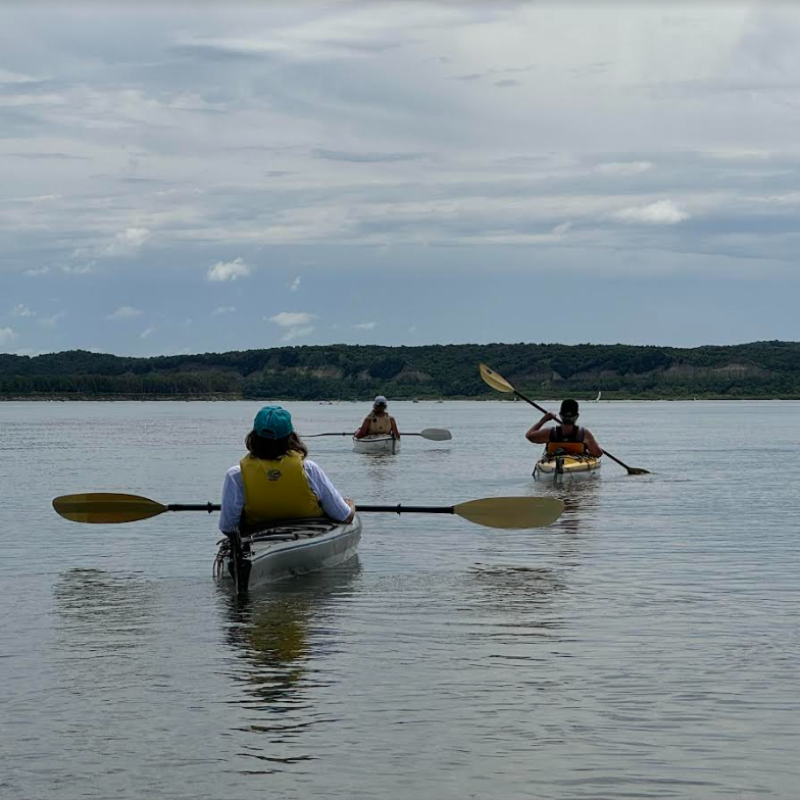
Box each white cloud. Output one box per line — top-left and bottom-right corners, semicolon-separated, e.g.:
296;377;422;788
611;200;689;225
62;261;96;275
596;161;654;176
0;327;18;345
705;149;771;161
104;227;151;256
280;325;314;341
140;327;155;339
37;312;66;328
11;304;34;318
207;257;252;282
24;266;49;277
269;311;316;327
354;321;377;330
269;310;316;341
290;276;301;292
106;306;143;320
0;68;37;84
408;325;417;334
211;305;236;316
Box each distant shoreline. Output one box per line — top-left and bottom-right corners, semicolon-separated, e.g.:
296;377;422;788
3;342;800;401
1;394;797;402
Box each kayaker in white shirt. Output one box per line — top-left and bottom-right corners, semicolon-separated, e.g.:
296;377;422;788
219;405;355;535
354;395;401;440
525;398;603;457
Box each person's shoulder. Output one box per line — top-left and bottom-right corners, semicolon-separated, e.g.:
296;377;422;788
225;463;242;478
304;459;332;482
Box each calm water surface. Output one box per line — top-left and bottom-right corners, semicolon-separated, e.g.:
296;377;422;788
1;400;799;799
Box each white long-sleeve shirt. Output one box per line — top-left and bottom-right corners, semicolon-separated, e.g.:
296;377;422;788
218;459;351;533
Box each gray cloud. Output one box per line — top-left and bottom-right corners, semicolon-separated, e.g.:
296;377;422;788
312;148;427;163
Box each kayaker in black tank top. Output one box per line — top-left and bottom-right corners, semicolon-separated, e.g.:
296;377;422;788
525;398;602;457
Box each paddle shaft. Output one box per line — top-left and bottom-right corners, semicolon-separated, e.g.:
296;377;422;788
164;503;452;515
512;387;643;474
307;429;451;441
358;505;453;514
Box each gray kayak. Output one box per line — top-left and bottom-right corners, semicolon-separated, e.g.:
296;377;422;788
215;516;362;593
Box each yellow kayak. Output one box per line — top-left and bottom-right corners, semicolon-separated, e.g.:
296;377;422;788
533;452;601;483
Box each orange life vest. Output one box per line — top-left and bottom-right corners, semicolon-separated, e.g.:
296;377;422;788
546;425;588;455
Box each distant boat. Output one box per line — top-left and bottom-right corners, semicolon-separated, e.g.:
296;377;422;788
412;398;419;403
437;398;444;403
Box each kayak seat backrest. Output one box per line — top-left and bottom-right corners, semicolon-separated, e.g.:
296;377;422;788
546;442;586;455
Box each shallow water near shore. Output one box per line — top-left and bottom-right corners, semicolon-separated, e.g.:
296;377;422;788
1;399;799;799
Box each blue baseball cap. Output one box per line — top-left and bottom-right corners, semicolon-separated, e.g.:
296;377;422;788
253;405;294;439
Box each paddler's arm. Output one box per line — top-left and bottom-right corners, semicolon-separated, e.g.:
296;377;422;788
390;416;400;440
304;460;356;524
584;429;603;458
354;417;370;439
219;466;244;534
526;412;557;444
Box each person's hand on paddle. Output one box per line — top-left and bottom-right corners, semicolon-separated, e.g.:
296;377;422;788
343;498;356;524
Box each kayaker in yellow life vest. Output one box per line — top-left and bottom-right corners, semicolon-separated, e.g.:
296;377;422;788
354;395;401;440
525;399;603;457
219;405;355;535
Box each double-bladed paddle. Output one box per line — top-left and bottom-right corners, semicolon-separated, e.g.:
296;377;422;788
53;492;563;530
307;428;452;441
479;363;649;475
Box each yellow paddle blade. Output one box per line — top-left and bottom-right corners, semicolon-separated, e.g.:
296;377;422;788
454;496;564;529
479;363;515;394
53;493;167;524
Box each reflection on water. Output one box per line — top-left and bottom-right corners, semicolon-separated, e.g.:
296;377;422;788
54;568;156;653
467;564;567;606
532;477;604;536
218;560;361;720
52;568;159;726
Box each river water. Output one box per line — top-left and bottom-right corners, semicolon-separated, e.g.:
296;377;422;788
1;400;798;799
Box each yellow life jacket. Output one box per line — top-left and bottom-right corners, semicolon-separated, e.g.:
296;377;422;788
239;451;323;530
366;413;392;435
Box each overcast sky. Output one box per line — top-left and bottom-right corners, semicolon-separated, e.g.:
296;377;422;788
2;1;799;356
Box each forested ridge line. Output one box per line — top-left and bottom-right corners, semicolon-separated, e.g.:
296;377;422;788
1;341;799;399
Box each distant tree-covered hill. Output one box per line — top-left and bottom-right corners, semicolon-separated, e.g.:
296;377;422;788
1;341;799;399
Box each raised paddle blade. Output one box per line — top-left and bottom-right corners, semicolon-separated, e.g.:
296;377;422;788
53;493;168;524
454;497;564;529
479;363;515;394
419;428;452;441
